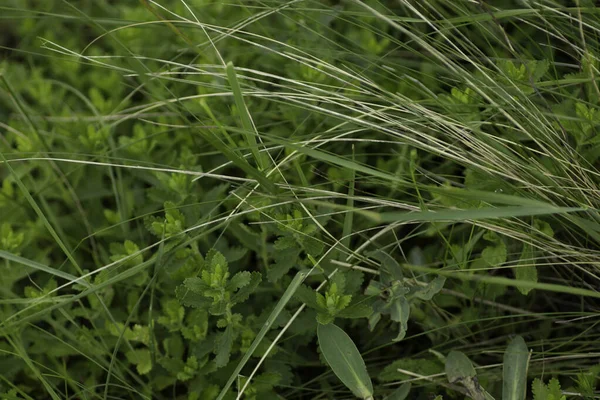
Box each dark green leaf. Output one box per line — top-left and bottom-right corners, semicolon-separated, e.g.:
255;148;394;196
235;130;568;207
214;325;234;368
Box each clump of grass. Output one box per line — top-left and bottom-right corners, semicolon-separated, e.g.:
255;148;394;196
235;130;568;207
1;0;599;399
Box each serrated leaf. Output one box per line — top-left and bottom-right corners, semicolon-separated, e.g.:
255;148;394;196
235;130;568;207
126;349;152;375
273;235;296;251
267;247;300;283
295;284;319;309
532;378;546;400
231;271;261;305
503;336;529;400
214;325;234;368
331;273;346;294
345;270;364;294
176;285;211;309
532;377;565;400
228;271;251;291
301;235;324;256
183;277;210;294
317;323;373;399
547;378;564;400
515;244;537;295
316;312;335;325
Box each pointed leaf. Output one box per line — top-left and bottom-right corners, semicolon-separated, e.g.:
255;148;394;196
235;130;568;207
390;297;410;341
384;382;411;400
317;323;373;399
446;351;476;383
515;244;537;295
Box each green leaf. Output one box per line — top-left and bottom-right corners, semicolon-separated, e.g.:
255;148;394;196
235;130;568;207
317;323;374;399
175;285;211;309
267;247;300;283
337;300;373;319
390;296;410;341
344;270;364;294
532;378;566;400
367;249;403;280
384;382;411;400
482;242;507;266
503;336;529;400
445;351;487;400
217;270;310;400
316;312;335;325
214;325;234;368
445;351;476;383
228;271;251;291
126;349;152;375
515;244;537;295
294;284;320;309
231;271;262;305
413;276;446;300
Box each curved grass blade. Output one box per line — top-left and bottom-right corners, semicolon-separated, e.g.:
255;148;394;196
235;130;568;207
317;322;374;399
226;61;268;171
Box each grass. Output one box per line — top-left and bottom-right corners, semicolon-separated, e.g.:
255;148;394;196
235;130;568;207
1;0;600;399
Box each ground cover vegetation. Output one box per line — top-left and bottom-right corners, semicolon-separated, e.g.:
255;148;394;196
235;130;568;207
0;0;599;399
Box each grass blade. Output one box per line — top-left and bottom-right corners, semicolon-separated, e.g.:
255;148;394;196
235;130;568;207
226;61;268;171
375;206;583;223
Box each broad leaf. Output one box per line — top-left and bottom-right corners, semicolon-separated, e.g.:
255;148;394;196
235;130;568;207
445;351;486;400
503;336;529;400
445;351;476;383
317;323;373;399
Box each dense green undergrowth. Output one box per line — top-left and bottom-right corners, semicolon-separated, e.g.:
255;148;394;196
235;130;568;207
1;1;600;399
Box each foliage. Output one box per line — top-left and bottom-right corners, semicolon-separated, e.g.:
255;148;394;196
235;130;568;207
1;0;599;399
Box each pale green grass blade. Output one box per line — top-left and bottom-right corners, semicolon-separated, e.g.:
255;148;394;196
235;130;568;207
226;61;268;171
0;250;79;283
317;322;374;399
7;335;62;400
503;336;529;400
402;264;600;299
341;146;356;258
374;206;583;224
